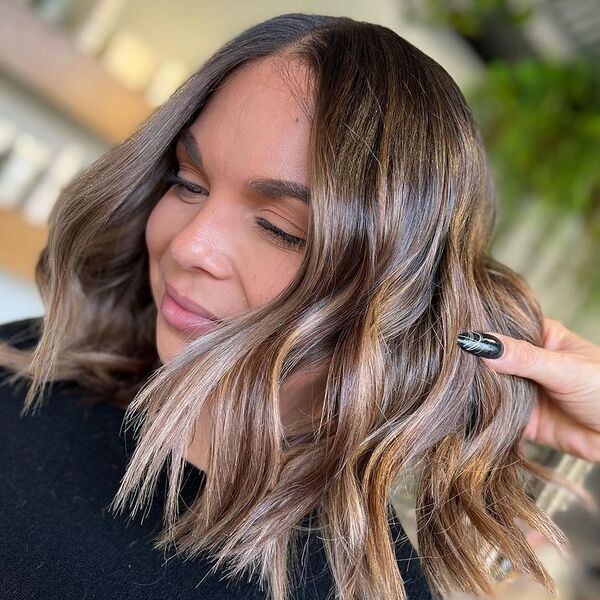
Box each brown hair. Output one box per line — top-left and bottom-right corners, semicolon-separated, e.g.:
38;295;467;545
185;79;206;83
0;13;567;600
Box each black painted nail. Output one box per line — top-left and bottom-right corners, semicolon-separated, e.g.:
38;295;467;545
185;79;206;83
456;331;504;359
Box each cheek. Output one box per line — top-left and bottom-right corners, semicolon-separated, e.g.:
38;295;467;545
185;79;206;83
145;199;171;260
145;199;183;364
253;254;303;307
145;199;176;302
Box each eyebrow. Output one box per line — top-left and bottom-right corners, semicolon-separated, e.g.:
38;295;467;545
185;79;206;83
175;127;311;205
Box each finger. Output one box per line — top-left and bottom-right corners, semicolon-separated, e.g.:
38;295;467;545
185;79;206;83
457;331;570;393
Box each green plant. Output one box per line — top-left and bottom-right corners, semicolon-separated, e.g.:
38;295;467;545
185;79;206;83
403;0;534;36
466;57;600;224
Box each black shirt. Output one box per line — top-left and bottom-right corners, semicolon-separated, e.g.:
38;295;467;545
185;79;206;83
0;316;433;600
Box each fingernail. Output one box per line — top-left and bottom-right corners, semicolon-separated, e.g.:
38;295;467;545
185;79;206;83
456;332;504;359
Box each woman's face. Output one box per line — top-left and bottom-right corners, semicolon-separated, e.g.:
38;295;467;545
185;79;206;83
146;56;312;364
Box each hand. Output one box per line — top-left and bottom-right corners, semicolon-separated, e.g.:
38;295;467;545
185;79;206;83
457;318;600;463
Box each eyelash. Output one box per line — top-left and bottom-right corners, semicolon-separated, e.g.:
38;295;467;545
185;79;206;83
163;168;306;251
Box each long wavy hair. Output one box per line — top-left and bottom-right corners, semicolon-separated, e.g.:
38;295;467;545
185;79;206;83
0;12;569;600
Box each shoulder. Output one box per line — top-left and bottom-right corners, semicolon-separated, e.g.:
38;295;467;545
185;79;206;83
0;315;43;350
0;316;43;384
0;315;84;398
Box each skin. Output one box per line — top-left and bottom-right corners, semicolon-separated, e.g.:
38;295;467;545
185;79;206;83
145;55;327;472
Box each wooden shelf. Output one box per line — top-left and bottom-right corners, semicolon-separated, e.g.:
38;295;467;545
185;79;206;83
0;207;48;282
0;1;155;144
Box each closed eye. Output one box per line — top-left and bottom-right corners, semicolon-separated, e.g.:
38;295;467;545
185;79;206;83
164;169;207;196
163;169;306;251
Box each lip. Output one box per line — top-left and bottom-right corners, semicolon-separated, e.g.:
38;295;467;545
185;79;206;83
165;283;220;321
161;283;221;335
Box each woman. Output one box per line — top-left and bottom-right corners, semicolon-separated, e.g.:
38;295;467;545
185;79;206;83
1;12;599;600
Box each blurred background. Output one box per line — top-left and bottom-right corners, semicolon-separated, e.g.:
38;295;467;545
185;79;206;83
0;0;598;598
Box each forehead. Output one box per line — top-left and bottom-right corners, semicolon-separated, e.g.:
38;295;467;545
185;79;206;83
183;57;314;187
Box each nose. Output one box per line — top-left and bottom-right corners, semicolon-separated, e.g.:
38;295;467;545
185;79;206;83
168;197;234;278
